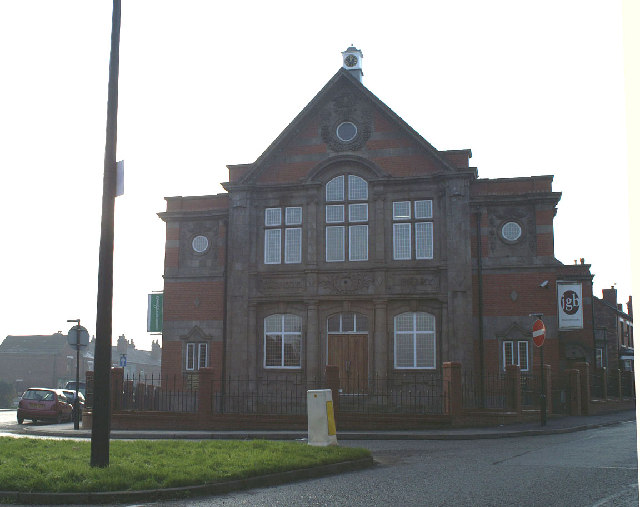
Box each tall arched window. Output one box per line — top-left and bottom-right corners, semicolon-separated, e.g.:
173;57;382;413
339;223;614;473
325;174;368;262
264;314;302;368
394;312;436;369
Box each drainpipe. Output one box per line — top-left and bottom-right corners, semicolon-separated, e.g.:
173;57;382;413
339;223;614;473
475;212;485;407
221;216;229;414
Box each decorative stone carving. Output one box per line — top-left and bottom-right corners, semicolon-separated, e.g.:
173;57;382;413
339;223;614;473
319;273;375;294
320;90;372;152
257;276;306;294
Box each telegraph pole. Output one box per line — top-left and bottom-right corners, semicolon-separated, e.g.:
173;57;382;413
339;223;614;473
91;0;121;468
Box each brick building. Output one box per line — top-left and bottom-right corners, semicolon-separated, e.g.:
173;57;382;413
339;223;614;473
594;287;634;371
158;47;598;392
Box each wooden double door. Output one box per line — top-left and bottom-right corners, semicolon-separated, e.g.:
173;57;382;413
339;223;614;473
327;334;368;394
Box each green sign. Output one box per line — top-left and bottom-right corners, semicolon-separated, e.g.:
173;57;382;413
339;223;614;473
147;293;163;333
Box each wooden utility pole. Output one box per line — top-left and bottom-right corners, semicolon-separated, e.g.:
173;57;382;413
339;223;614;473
91;0;121;468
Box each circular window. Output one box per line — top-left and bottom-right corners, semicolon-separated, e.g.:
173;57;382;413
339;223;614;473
192;235;209;253
501;222;522;242
336;121;358;142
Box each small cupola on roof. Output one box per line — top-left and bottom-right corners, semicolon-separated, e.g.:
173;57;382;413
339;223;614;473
341;45;363;82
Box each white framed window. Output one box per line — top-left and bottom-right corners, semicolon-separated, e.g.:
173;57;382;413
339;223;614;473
349;203;368;222
186;342;208;371
264;207;302;264
325;174;369;262
393;200;434;261
415;200;433;219
393;223;411;260
503;340;529;371
394;312;436;369
415;222;433;259
393;201;411;220
348;175;368;200
326;226;345;262
285;207;302;225
326;176;344;201
264;314;302;368
264;229;281;264
327;312;369;333
284;228;302;263
265;208;282;226
326;205;344;223
349;225;368;261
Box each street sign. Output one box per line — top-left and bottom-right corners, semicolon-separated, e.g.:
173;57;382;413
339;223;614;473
67;325;90;347
532;319;546;347
119;354;127;367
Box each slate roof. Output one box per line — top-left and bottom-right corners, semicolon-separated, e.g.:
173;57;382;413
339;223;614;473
0;334;69;354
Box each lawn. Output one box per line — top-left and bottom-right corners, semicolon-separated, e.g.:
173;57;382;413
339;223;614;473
0;437;371;493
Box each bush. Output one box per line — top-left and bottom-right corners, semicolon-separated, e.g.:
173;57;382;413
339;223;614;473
0;380;15;408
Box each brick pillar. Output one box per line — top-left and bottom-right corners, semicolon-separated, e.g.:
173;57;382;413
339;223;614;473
111;367;124;412
198;367;215;420
325;365;340;412
124;379;134;409
505;364;522;414
575;362;590;415
602;367;608;401
566;369;581;416
85;371;94;409
442;362;463;417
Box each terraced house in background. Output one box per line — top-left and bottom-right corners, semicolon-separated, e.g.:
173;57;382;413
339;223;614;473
157;47;632;411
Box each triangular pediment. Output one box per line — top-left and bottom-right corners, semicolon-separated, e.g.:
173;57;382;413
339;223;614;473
227;68;465;187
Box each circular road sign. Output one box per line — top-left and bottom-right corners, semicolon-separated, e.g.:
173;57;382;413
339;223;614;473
532;319;546;347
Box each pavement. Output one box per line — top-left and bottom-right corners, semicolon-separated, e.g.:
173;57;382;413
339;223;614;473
0;409;636;505
8;408;637;440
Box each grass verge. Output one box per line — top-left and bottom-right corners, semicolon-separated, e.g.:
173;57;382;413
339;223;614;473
0;437;370;493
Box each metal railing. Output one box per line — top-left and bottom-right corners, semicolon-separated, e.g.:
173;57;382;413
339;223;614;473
113;373;198;413
210;373;446;415
463;372;506;409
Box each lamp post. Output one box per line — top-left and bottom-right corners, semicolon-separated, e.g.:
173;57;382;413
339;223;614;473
67;319;89;430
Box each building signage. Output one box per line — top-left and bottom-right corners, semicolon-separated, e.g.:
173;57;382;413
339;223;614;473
557;281;583;330
147;293;163;333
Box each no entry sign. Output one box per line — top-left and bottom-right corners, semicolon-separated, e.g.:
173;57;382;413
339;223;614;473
532;319;546;347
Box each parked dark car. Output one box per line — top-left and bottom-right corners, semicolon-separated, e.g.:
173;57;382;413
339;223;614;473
17;388;73;424
62;389;85;421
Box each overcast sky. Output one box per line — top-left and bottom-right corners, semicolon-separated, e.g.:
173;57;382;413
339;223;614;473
0;1;635;351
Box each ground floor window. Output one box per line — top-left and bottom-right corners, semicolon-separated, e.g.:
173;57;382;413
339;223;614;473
264;314;302;368
186;342;208;371
595;348;604;369
503;340;529;371
394;312;436;369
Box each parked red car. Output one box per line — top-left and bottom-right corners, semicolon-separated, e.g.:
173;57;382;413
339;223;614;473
17;388;73;424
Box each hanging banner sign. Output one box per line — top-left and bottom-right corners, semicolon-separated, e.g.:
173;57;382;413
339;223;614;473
557;281;583;330
147;293;163;333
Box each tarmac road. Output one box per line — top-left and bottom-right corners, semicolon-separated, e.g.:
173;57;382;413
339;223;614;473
147;421;639;507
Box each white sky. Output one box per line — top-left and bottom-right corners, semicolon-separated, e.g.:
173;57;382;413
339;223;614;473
0;1;635;351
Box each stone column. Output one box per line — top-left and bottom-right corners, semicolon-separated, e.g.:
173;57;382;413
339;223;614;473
543;364;552;415
111;367;124;412
374;300;388;378
602;367;608;401
613;368;622;400
306;301;319;382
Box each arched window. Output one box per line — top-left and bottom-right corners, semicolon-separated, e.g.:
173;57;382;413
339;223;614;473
394;312;436;369
325;174;368;262
264;314;302;368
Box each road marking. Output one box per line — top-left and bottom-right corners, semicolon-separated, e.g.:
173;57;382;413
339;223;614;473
589;483;638;507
